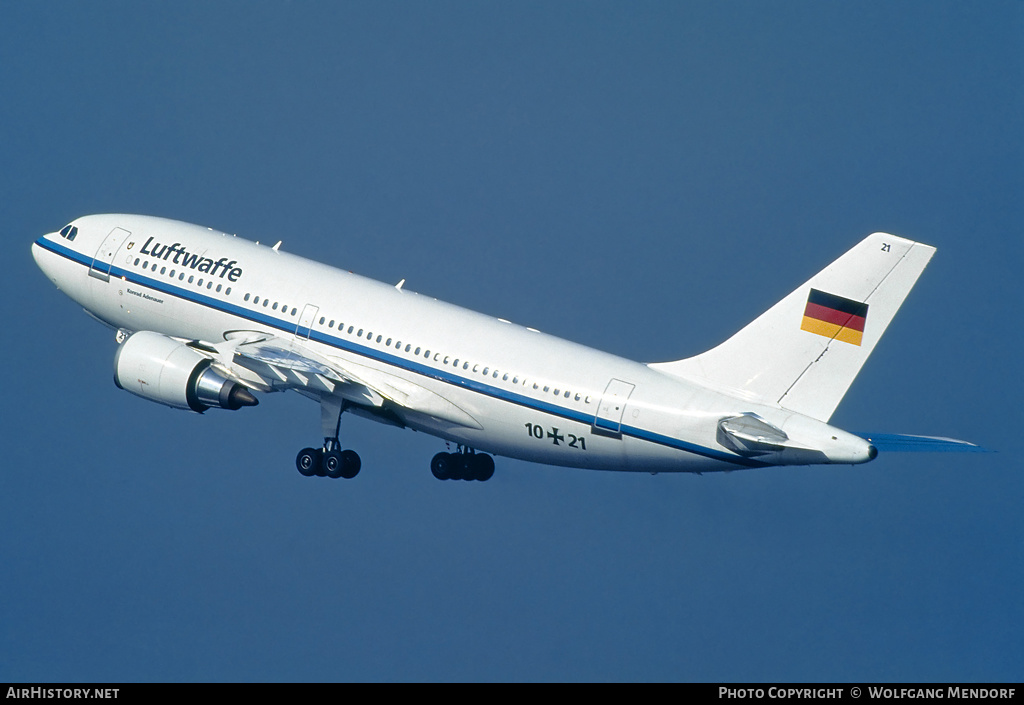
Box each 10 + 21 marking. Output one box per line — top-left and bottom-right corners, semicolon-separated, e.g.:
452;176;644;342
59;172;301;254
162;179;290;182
525;422;587;450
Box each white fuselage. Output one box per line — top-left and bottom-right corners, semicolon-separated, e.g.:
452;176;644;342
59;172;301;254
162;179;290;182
32;214;875;473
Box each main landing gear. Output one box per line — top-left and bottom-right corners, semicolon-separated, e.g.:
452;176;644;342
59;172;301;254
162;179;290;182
296;396;361;480
431;447;495;482
296;443;361;479
294;395;494;482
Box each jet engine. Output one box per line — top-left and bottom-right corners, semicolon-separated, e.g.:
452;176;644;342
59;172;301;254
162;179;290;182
113;331;258;412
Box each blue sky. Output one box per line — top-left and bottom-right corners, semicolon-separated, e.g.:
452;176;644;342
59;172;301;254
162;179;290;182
2;1;1020;682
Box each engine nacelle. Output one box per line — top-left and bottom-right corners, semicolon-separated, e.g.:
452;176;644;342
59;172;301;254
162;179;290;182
113;331;258;412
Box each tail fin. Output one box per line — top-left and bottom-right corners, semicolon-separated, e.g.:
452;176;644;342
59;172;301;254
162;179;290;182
648;233;936;421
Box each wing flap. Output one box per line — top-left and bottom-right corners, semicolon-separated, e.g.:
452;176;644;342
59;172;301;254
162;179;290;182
212;332;482;430
327;356;483;429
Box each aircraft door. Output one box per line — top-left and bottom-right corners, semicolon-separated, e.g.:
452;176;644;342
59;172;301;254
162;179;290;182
89;227;131;281
593;378;635;437
296;304;319;339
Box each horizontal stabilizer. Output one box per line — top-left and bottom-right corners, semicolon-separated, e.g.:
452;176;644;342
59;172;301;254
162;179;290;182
853;433;990;453
717;413;791;455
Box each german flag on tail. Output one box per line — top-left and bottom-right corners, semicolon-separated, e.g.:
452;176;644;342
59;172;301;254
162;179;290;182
800;289;868;346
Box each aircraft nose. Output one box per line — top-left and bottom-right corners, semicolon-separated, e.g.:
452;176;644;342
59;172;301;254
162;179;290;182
31;239;48;271
32;236;62;284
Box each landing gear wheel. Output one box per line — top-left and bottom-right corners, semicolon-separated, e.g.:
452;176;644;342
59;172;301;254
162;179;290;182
296;447;321;477
449;454;468;481
473;454;495;482
339;449;361;479
323;450;344;479
431;452;452;480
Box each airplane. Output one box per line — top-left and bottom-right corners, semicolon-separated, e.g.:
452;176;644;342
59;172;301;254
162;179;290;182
31;214;984;482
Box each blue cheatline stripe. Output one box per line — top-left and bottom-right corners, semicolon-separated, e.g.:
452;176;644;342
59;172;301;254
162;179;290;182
36;237;757;466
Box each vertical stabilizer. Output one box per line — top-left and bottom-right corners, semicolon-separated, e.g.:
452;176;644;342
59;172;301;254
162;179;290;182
648;233;936;421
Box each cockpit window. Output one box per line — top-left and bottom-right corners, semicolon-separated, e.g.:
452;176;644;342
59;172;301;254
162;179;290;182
58;224;78;241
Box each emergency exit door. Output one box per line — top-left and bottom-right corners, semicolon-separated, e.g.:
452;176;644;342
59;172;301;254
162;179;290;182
593;378;635;437
89;227;131;281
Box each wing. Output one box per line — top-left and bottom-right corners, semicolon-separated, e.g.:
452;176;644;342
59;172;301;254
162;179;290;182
198;330;483;430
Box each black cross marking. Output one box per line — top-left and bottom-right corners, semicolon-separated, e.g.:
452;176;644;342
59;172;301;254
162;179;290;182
547;427;565;446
